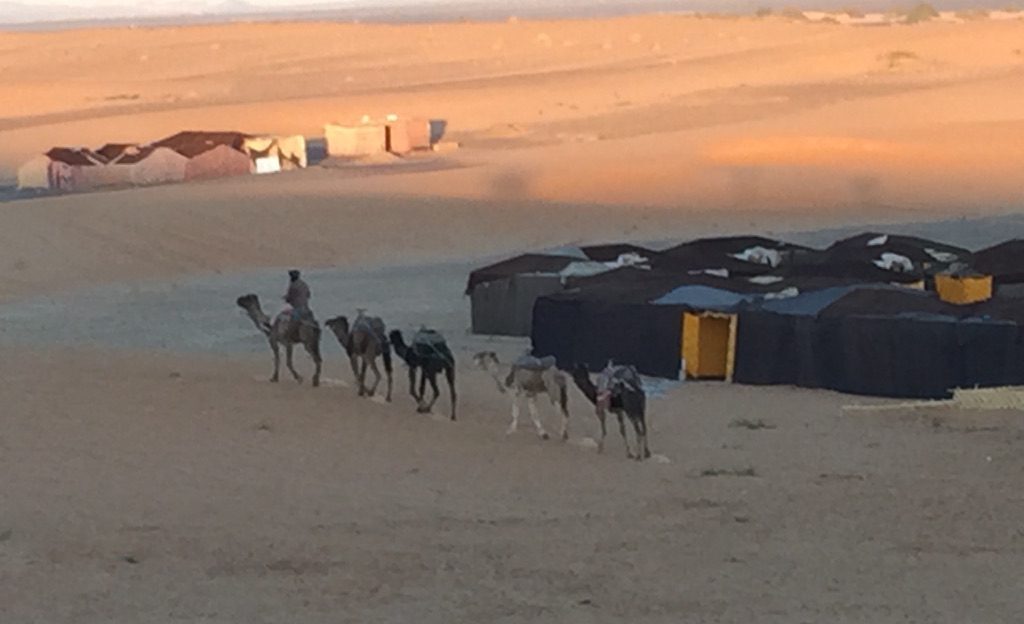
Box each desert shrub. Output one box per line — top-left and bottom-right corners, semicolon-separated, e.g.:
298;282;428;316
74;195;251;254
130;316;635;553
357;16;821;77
883;49;919;68
779;7;808;20
702;467;758;477
905;3;940;23
755;7;773;17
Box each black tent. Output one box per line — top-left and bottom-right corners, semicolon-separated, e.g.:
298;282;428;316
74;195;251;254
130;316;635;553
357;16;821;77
467;253;602;337
653;236;810;276
532;271;792;378
822;232;970;276
733;286;1024;399
972;239;1024;296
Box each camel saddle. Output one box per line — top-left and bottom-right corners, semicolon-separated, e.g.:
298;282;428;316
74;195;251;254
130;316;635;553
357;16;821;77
412;328;446;346
597;364;643;395
411;329;454;364
352;314;387;345
514;355;556;371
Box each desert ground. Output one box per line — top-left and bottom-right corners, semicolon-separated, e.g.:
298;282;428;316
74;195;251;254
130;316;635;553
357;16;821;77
2;12;1024;623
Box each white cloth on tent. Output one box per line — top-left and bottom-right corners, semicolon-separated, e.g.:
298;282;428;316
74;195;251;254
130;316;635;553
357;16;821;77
874;252;914;272
748;275;784;284
558;261;614;279
608;252;650;268
925;248;959;263
689;268;730;278
762;287;800;300
867;234;889;246
731;246;782;267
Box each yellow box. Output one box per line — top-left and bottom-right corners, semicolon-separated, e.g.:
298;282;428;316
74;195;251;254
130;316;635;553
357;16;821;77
935;273;992;305
682;312;737;381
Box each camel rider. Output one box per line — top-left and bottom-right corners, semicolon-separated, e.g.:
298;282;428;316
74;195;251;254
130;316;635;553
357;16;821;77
284;269;313;329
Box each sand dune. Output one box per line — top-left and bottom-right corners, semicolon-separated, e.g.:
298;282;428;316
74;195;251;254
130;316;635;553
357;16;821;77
2;16;1023;211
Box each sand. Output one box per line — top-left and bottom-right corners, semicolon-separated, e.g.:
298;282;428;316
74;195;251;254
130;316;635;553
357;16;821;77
2;12;1024;623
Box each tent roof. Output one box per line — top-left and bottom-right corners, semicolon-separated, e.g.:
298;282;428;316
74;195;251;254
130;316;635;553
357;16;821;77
45;147;106;166
776;253;926;283
972;239;1024;281
153;131;250;158
96;143;137;161
651;284;761;310
824;232;970;268
466;254;579;293
652;236;808;276
579;243;654;262
661;235;808;256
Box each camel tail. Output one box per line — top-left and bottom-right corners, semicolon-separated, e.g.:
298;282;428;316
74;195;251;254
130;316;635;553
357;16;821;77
559;383;569;416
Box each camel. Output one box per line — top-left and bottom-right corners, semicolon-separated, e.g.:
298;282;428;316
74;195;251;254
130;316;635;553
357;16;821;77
236;294;322;387
571;362;650;460
325;312;393;401
473;351;570;441
389;328;457;421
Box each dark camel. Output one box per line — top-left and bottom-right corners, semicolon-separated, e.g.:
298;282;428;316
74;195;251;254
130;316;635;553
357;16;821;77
325;313;393;401
389;328;457;421
236;294;322;387
571;363;650;460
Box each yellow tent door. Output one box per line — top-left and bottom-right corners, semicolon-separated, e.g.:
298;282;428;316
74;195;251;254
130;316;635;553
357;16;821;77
682;312;737;380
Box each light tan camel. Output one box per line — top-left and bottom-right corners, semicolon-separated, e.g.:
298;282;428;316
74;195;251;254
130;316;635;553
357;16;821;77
473;351;569;441
236;294;322;387
325;312;393;401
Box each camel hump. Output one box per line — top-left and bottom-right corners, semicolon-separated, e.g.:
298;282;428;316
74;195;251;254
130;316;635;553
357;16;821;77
514;355;556;371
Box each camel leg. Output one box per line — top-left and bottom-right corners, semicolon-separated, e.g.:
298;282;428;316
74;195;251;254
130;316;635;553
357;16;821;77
527;396;549;440
367;358;381;397
307;343;321;388
635;417;651;460
285;343;302;384
270;339;281;383
618;413;635;459
407;367;420;403
386;366;393;403
416;370;430;412
596;411;608;453
550;387;569;442
348;354;361;390
424;372;441;413
358;357;369;396
507;394;520;435
445;365;457;422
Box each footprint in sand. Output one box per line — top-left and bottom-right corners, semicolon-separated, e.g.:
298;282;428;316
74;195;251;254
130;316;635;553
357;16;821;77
572;437;599;450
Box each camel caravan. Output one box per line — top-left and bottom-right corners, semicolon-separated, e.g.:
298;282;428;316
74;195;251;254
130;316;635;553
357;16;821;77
236;233;1024;463
236;269;653;461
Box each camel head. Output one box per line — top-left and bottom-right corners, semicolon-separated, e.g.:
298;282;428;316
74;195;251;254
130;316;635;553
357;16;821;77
324;316;351;350
236;293;271;335
472;351;508;393
472;351;500;371
388;329;408;358
324;316;350;337
236;293;260;312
